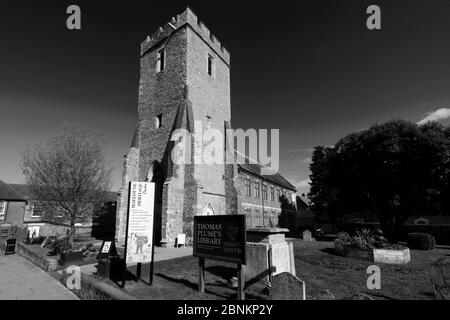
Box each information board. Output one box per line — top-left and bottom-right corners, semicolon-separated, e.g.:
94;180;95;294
193;215;246;264
125;182;155;264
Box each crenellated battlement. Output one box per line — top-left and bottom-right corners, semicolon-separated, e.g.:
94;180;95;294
140;7;230;65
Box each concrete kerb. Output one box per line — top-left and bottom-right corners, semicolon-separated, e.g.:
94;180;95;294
79;273;138;300
50;269;138;300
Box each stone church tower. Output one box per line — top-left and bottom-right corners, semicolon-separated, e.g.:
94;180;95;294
116;7;240;247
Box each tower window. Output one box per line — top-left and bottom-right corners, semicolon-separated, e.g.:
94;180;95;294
207;54;214;76
155;114;163;129
156;48;165;73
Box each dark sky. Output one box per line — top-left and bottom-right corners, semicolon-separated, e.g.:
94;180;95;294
1;0;450;193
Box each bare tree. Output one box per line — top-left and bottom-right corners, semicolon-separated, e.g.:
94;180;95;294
21;123;113;245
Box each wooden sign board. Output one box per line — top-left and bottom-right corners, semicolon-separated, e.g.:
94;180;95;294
97;241;118;260
194;215;246;265
102;241;112;253
5;239;16;255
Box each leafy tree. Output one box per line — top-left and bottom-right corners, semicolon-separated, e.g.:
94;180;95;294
308;120;450;242
21;123;112;245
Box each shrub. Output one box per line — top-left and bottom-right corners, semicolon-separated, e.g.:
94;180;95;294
336;231;350;241
338;229;408;250
407;233;436;251
355;229;376;248
50;237;72;255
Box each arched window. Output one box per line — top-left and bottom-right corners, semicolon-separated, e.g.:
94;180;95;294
202;204;215;216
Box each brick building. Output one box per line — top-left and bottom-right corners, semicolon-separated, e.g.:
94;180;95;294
0;180;116;239
116;7;299;247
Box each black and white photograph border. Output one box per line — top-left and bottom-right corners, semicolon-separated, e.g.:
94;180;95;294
0;0;450;305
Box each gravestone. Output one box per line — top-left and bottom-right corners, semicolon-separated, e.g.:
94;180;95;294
269;272;306;300
271;242;290;276
245;242;270;284
302;230;314;242
245;228;296;285
428;257;450;300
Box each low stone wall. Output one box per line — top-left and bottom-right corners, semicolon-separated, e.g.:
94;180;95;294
17;242;58;272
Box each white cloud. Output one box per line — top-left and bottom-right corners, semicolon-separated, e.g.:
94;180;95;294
289;148;314;154
303;158;312;165
296;179;311;189
418;108;450;125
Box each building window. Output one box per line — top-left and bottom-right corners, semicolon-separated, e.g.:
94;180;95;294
0;201;6;221
262;184;268;201
207;54;214;76
245;178;251;197
276;189;281;202
270;186;275;201
155;114;163;129
254;182;260;199
156;48;165;73
30;203;43;218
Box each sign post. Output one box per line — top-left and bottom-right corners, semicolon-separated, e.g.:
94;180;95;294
193;215;246;300
238;263;245;300
122;181;156;288
199;257;205;294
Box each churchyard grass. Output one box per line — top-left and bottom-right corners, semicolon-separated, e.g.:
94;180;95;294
104;240;448;300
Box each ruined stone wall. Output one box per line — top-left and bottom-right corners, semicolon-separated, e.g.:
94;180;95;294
115;147;139;244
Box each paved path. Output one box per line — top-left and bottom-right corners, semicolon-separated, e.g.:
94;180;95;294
79;246;193;276
0;254;78;300
153;246;193;262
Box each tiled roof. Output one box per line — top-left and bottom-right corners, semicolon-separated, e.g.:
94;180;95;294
0;180;27;201
238;163;297;191
7;184;31;199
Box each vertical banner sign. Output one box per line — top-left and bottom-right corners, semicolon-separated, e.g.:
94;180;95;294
125;182;155;264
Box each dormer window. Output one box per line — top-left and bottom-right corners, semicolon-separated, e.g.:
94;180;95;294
0;201;6;221
156;48;165;73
